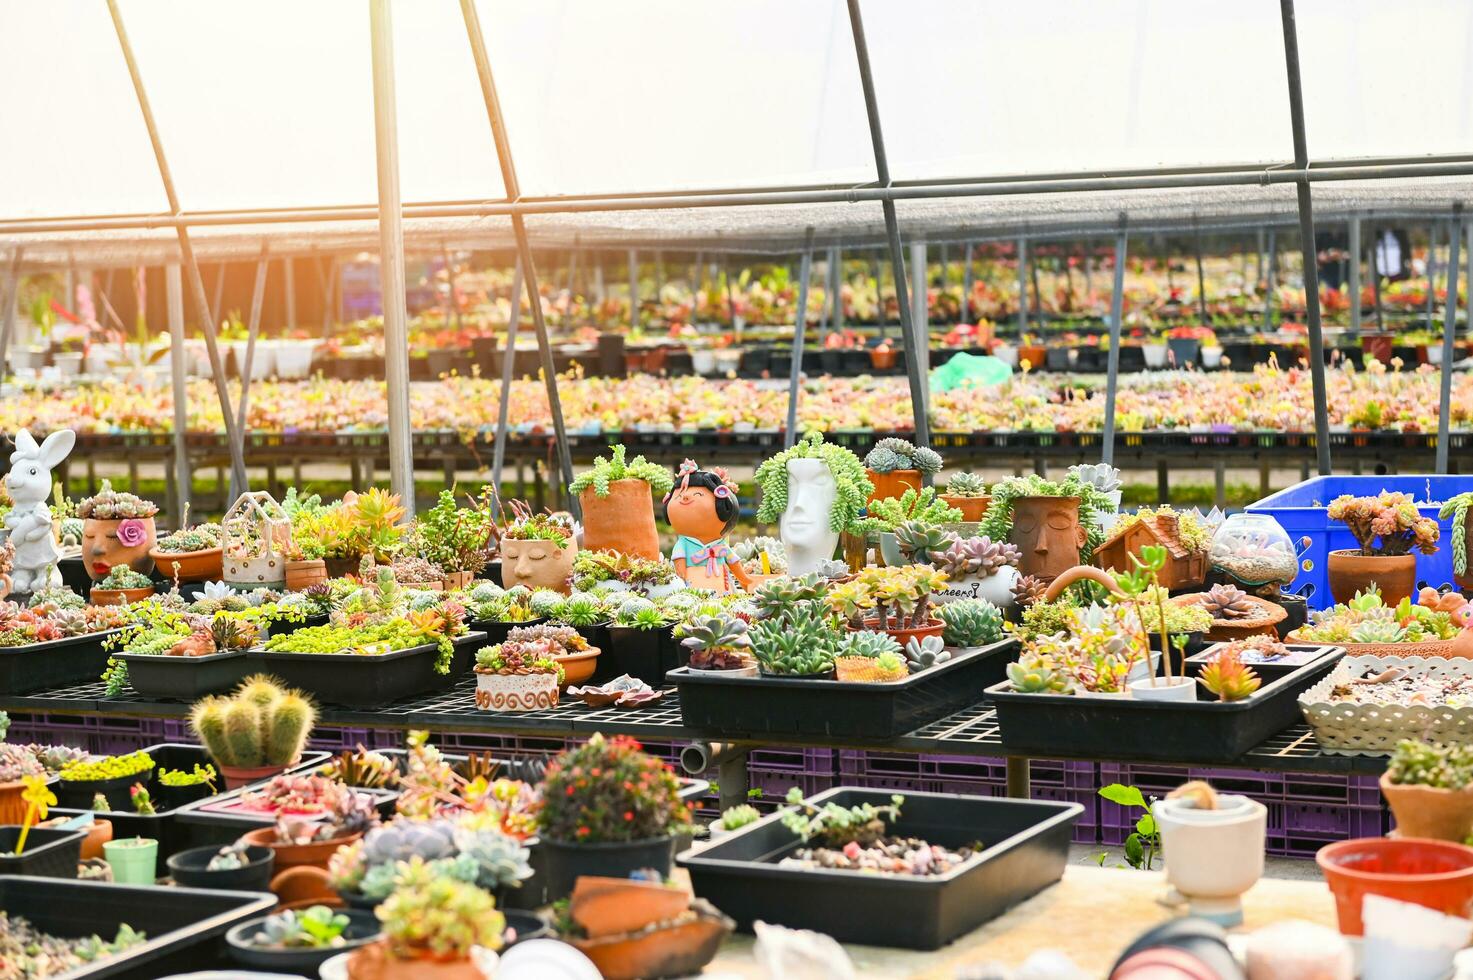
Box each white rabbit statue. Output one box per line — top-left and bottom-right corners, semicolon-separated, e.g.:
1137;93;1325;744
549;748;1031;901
3;428;76;595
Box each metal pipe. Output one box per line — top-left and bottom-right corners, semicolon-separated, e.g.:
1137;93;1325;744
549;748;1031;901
629;248;639;331
911;238;931;411
1194;219;1208;321
961;240;974;322
817;245;834;342
442;242;461;332
1437;205;1462;474
0;247;22;381
1016;237;1028;335
369;0;416;516
284;256;296;331
1371;222;1385;331
210;262;226;327
235;244;269;440
1102;220;1128;466
1426;221;1440;331
165;264;191;522
1264;230;1277;333
491;260;524;492
461;0;578;512
846;0;928;444
1279;0;1332;476
1348;216;1361;336
107;0;249;499
785;229;816;447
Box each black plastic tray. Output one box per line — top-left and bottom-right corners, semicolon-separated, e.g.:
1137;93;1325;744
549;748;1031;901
1184;640;1330;684
0;875;274;978
987;644;1344;763
0;630;121;694
671;639;1018;739
244;640;445;708
119;650;251;701
0;826;83;878
680;788;1080;950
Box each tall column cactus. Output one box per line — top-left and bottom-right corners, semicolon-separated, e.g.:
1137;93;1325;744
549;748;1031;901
190;674;316;768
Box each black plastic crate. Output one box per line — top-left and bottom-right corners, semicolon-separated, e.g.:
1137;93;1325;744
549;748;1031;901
680;788;1079;949
0;630;121;694
672;639;1017;739
0;875;274;978
988;646;1343;763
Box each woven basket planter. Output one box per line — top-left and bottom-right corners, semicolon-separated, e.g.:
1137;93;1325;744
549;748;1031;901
1299;655;1473;755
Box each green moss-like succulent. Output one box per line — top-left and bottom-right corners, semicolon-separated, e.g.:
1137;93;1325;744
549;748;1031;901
755;432;872;534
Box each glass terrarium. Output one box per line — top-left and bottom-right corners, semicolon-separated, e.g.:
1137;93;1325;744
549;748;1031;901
222;491;293;589
1209;513;1299;593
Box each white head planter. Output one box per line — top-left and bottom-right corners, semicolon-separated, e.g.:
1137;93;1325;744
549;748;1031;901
3;428;76;595
754;432;870;580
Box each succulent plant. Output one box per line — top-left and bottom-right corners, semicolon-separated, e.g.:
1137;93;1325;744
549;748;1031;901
77;480;159;519
28;587;86;611
1350;618;1408;644
751;604;838;676
1011;574;1048;609
377;872;505;959
944;472;989;497
680;613;751;669
27;743;88;773
255;906;351;950
189;674;317;769
528;589;565;617
1199;583;1257;621
894;521;951;563
96;566;152;591
154;524;223;554
568;444;675;498
838;630;901;660
933;535;1020;578
864;438;942;475
875;651;906;675
1386;739;1473;790
718;803;761;831
1067;463;1122;494
1006;653;1072;694
938;598;1004;648
363;819;458;867
555;592;605;627
1198;649;1262;701
0;743;44;782
752;576;809;620
453;826;533;891
904;635;951;672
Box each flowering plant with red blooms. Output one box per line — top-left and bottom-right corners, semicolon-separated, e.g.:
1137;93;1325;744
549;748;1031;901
537;733;692;844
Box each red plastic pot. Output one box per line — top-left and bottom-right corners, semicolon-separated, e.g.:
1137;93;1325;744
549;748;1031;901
1317;837;1473;936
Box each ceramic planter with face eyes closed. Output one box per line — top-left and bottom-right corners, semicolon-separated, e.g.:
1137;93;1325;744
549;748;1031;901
501;536;577;594
82;516;157;581
1008;496;1086;585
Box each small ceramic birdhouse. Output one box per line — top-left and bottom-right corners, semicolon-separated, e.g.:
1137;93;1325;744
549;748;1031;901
221;491;293;589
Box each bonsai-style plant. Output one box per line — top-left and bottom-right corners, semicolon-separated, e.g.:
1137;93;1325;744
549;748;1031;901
680;612;755;674
851;565;949;639
863;437;942;502
940;471;991;522
569;445;673;561
1439;491;1473;589
189;675;317;786
1325;491;1439;605
936;598;1005;649
1380;739;1473;843
754;432;873;577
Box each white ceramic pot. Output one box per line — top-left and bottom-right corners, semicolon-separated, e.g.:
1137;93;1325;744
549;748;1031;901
274;341;315;379
993;344;1019;367
13;347;46;372
1142;343;1168;369
52;351;83;377
1201;345;1224;369
1428;345;1445;366
1153;794;1267;927
1129;677;1197;702
933;565;1019;610
474;670;560;711
1125;650;1161;685
690;349;717;375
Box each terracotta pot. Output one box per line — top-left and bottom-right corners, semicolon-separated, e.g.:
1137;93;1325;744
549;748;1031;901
1327;549;1417;606
1008;495;1086;584
346;941;484;980
864;618;945;646
941;494;990;522
148;547;223;583
89;585;155;607
241;826;363;872
80;818;114;860
869;347;897;370
82;516;157;580
571;877;692;938
1018;345;1048;370
271;864;342;910
866;469;922;504
571;916;731;980
581;479;661;560
554;649;600;689
284;558;328;591
323;556;364;579
0;780;25;824
442;570;474;591
500;537;577;593
1171;593;1287;641
1381;773;1473;842
219;760;294;790
1318;837;1473;936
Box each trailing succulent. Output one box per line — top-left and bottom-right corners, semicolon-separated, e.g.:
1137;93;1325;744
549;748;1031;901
863;437;943;476
568;444;674;498
754;432;872;534
944;472;989;498
937;598;1004;648
978;473;1115;553
1440;492;1473;576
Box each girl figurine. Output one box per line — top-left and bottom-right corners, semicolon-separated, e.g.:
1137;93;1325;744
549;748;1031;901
663;460;753;593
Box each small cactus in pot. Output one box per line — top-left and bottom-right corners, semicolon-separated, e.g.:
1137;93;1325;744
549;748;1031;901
189;675;316;787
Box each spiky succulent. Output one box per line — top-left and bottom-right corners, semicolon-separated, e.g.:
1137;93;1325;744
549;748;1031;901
933;535;1020;578
904;635;951;672
1198;649;1262;701
945;472;989;497
895;521;951;563
554;593;605;627
838;630;902;660
528;589;565;617
938;598;1004;648
1007;653;1071;693
1200;583;1257;621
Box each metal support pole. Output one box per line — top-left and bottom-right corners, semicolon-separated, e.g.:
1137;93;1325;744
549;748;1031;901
833;246;845;332
1279;0;1332;476
210;263;226;327
0;247;22;381
1371;224;1385;332
235;244;269;440
461;0;578;512
284;256;296;331
1437;205;1462;474
442;243;462;332
1102;220;1128;466
817;246;834;342
629;248;639;330
1348;216;1362;336
872;255;887;341
1005;757;1031;799
785;229;816;448
910;238;931;408
107;0;248;499
1016;237;1029;335
1194;219;1208;321
1426;222;1440;331
369;0;416;515
165;265;191;522
846;0;928;443
1264;230;1277;334
491;260;524;491
961;240;974;323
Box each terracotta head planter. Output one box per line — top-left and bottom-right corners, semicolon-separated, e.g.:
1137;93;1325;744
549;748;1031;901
500;530;577;594
1009;495;1086;584
568;445;672;562
663;460;752;593
77;481;159;581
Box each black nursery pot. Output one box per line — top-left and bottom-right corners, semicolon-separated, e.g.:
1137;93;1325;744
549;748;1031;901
54;770;152;811
167;843;275;891
539;834;674;903
605;625;674;685
225;908;382;973
0;827;83;879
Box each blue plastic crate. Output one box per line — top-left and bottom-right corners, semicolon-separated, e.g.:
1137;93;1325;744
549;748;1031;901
1247;475;1471;607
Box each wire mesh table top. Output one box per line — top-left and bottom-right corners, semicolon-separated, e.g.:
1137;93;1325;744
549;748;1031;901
0;679;1384;776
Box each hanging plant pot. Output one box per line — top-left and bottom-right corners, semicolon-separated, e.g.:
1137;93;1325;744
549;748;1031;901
148;547;223;583
866;469;922;504
1326;550;1416;606
580;479;661;560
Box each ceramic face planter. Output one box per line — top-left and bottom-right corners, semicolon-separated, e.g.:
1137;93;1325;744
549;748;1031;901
501;536;576;593
1009;495;1086;584
664;461;752;593
82;517;157;581
780;458;840;578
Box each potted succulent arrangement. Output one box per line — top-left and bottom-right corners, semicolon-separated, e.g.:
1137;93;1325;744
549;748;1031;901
1379;739;1473;842
189;675;317;788
328;814;533;910
459;582;541;644
0;743;47;824
347;868;506;980
310;488;407;579
863;437;942;503
241;787;379;881
857;488;964;567
148;521;223;583
606;594;677;684
1172;583;1286;641
568;445;674;561
930;533;1021;608
1440;491;1473;591
494;623;598;688
167;840;277;892
0;589;130;693
750;598;838;679
754;432;872;578
388;555;446;591
498;511;579;594
939;472;990;523
222;491;296;591
537;733;693;901
979;473;1111;585
89;566;155;606
1152;780;1267;928
680;612;757;677
473;643;564;711
1326;491;1440;606
283;533;329;592
54;749;155;809
407;490;495;592
77;480;158;581
844;565;949;645
226;903;381;974
1288;588;1468;655
833;632;908;683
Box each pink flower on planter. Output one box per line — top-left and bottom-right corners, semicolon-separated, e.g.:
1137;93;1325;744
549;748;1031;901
116;519;147;548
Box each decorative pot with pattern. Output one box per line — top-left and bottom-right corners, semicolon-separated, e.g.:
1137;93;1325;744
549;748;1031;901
475;667;561;711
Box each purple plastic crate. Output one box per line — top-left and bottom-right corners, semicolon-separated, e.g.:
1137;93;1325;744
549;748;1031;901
748;769;837;801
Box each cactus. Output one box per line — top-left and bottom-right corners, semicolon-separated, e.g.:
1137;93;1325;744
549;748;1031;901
222;700;263;767
945;472;989;497
938;598;1004;648
1006;653;1071;693
933;535;1020;578
190;675;316;769
1198;649;1262;701
894;521;951;563
1200;583;1257;621
904;635;951;672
